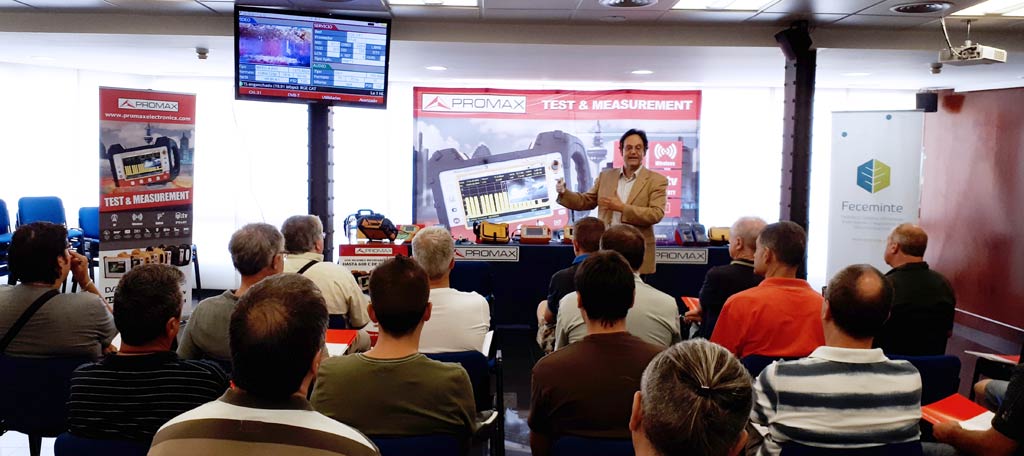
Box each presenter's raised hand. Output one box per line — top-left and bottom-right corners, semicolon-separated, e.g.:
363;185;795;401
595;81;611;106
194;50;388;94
555;178;566;194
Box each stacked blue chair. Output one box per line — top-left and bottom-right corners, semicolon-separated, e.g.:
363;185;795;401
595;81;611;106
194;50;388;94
551;436;635;456
54;432;149;456
0;355;93;456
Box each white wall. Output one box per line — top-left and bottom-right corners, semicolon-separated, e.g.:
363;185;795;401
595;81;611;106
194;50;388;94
0;62;915;291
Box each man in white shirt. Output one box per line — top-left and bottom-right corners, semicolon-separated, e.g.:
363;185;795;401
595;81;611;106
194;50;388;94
554;224;681;349
411;226;490;354
281;215;370;352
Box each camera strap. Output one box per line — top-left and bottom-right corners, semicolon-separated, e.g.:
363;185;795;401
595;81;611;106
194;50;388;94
297;260;319;275
0;289;59;355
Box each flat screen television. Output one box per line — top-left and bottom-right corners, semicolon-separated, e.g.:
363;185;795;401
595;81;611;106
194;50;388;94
234;5;391;108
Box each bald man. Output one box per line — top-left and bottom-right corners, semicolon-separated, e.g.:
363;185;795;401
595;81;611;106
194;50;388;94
874;223;956;356
685;217;766;339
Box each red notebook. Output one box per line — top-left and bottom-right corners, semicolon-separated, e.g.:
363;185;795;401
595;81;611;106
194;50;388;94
326;329;358;345
921;394;989;425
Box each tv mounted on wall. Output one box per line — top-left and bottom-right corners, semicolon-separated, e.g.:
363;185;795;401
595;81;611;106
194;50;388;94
235;5;391;108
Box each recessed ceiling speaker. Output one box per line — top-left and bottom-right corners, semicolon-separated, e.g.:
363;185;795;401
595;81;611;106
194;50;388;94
600;0;658;7
917;92;939;113
890;2;952;14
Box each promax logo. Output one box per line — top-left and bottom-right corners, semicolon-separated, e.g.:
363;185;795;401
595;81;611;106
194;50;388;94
421;94;527;114
118;98;180;112
654;248;708;265
454;246;520;262
857;159;891;194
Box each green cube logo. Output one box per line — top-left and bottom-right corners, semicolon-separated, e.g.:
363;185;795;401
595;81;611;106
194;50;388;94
857;159;890;193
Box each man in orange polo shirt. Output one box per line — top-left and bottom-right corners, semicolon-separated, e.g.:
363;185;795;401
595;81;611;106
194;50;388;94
710;221;824;358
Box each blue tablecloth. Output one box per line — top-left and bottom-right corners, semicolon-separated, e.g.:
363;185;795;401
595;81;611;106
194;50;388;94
448;243;730;328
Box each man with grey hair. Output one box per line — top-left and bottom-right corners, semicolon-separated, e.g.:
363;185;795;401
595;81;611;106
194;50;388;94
178;223;284;365
281;215;370;352
411;226;490;354
685;216;766;339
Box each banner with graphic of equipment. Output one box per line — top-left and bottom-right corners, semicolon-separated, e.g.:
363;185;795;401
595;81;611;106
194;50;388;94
826;111;923;279
413;88;702;241
98;87;197;307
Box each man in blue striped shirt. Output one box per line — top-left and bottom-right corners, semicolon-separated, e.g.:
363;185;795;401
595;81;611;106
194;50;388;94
67;264;229;443
751;264;922;455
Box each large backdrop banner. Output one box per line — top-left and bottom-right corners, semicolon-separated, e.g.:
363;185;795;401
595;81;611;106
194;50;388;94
412;88;702;241
98;87;197;306
826;110;923;280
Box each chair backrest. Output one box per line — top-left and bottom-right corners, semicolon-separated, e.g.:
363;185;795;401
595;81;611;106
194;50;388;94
425;350;491;412
0;199;10;235
0;355;93;436
17;196;67;227
741;355;801;378
552;436;635;456
370;434;462;456
54;432;149;456
887;354;961;405
78;207;101;239
780;441;923;456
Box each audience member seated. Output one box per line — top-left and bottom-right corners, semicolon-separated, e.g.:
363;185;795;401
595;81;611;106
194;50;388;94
875;223;956;356
312;256;476;443
536;216;605;353
67;264;228;443
976;378;1011;411
685;216;766;339
555;225;681;349
282;214;370;352
412;226;490;354
530;251;664;456
934;362;1022;456
711;221;824;358
630;339;753;456
150;274;378;455
751;264;922;455
178;223;283;364
0;222;115;358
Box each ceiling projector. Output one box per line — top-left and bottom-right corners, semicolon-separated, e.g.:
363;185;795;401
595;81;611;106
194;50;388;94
939;41;1008;66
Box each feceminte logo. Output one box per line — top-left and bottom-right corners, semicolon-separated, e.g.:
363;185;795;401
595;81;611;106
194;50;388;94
857;159;891;193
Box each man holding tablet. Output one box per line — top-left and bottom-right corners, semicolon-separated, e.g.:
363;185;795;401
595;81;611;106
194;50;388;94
556;128;668;274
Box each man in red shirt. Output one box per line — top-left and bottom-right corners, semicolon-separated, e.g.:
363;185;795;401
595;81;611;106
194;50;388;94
710;221;824;358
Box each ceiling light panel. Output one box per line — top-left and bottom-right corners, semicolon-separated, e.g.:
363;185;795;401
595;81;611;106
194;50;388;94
388;0;478;5
672;0;774;10
952;0;1024;15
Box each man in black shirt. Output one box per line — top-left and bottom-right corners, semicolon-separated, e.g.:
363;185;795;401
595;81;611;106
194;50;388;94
934;363;1023;455
536;217;605;353
685;216;765;339
67;264;228;443
874;223;956;356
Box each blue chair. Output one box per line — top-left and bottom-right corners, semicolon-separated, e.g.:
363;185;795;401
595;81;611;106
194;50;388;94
71;207;101;292
0;199;9;282
888;354;961;405
371;435;462;456
0;355;93;456
16;196;83;237
54;432;149;456
780;441;924;455
741;354;800;378
425;349;504;456
551;436;635;456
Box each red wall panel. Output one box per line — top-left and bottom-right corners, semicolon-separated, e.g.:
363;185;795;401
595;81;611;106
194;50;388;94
921;88;1024;331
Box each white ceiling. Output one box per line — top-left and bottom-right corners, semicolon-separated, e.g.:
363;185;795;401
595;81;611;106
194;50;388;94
0;0;1021;91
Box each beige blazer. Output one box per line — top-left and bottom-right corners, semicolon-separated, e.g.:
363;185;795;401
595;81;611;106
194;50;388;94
557;167;668;274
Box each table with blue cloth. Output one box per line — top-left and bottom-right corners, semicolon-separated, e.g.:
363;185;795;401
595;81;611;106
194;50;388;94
447;243;730;328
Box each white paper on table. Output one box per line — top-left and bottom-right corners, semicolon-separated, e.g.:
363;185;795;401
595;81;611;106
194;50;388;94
965;350;1017;365
960;411;995;431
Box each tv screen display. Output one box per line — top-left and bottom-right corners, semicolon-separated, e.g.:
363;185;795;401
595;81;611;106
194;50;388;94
235;6;391;108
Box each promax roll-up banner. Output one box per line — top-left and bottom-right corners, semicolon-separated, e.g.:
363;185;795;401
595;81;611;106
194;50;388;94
98;88;197;307
412;88;702;242
826;111;923;279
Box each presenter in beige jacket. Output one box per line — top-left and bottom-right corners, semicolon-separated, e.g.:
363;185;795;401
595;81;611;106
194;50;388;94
556;128;668;274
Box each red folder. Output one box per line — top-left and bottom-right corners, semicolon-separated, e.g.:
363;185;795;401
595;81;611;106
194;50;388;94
326;329;358;345
921;394;988;425
681;297;700;313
